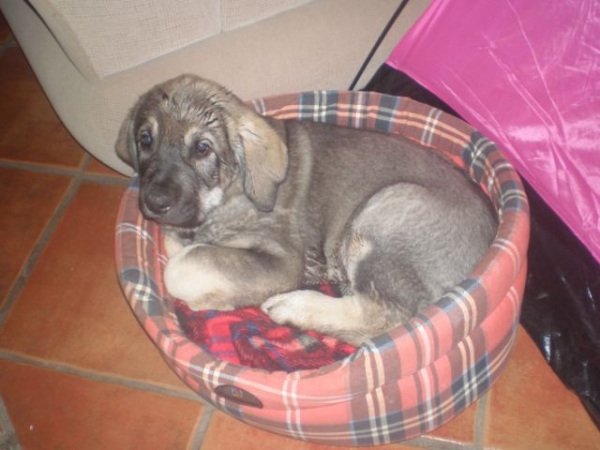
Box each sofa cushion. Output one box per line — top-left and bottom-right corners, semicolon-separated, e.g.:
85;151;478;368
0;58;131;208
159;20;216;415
29;0;222;80
28;0;320;81
222;0;314;31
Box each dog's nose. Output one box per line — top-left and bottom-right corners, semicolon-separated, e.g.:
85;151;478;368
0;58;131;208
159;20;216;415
144;190;173;216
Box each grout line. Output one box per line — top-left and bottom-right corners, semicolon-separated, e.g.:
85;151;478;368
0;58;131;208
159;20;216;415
0;176;82;326
404;396;494;450
0;350;204;404
0;159;81;177
408;436;477;450
0;394;21;450
83;172;130;187
474;391;489;449
0;159;130;187
78;152;92;171
187;406;216;450
0;154;128;325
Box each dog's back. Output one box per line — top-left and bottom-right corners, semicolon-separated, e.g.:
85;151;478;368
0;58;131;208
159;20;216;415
274;119;496;286
261;119;497;343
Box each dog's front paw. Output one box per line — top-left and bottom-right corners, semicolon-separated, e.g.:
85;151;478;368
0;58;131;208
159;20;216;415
164;244;236;310
262;291;323;330
163;233;186;259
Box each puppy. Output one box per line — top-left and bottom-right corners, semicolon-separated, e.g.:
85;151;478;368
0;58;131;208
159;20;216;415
116;75;496;346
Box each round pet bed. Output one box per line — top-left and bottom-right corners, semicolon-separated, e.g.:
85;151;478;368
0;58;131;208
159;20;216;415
116;91;529;446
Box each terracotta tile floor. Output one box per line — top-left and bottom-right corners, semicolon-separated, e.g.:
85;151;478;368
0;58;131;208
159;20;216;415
0;18;598;450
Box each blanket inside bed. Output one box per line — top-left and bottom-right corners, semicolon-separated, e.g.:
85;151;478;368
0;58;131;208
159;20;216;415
174;282;358;372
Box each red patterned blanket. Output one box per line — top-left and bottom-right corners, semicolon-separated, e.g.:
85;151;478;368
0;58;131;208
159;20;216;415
174;283;357;372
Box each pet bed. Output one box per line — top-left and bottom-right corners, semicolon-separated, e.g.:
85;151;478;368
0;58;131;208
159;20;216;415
116;91;529;445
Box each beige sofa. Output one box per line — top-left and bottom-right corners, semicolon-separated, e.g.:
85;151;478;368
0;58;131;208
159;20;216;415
0;0;429;174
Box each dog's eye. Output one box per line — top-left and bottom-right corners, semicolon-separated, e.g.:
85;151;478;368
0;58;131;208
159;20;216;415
194;141;212;158
138;132;153;149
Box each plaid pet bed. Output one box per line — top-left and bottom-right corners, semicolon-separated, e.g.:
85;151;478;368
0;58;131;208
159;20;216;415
116;91;529;446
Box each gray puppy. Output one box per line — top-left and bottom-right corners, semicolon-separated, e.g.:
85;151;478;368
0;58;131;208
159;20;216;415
116;75;496;345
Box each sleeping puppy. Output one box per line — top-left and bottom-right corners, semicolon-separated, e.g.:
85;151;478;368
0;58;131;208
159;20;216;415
116;74;496;346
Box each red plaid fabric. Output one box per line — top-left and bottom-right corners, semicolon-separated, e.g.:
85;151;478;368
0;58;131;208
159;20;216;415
174;282;356;372
115;91;529;446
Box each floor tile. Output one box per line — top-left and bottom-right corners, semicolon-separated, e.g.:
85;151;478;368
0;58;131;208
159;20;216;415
484;326;599;449
427;395;478;444
0;359;203;450
202;410;445;450
0;47;84;168
0;168;71;305
0;182;188;391
86;158;129;179
201;411;309;450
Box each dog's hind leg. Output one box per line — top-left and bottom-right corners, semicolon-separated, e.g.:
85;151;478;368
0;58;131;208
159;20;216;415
263;183;459;345
262;289;388;346
261;273;419;346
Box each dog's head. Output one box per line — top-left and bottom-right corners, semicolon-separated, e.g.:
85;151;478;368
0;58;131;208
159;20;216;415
115;74;288;228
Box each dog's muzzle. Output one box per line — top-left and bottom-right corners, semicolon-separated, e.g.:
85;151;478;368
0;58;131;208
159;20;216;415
143;188;174;216
140;182;199;228
140;181;182;223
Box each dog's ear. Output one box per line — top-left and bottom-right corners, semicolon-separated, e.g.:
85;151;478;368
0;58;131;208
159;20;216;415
234;111;288;211
115;108;138;171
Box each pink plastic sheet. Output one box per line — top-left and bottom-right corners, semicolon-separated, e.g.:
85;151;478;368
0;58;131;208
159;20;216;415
388;0;600;262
